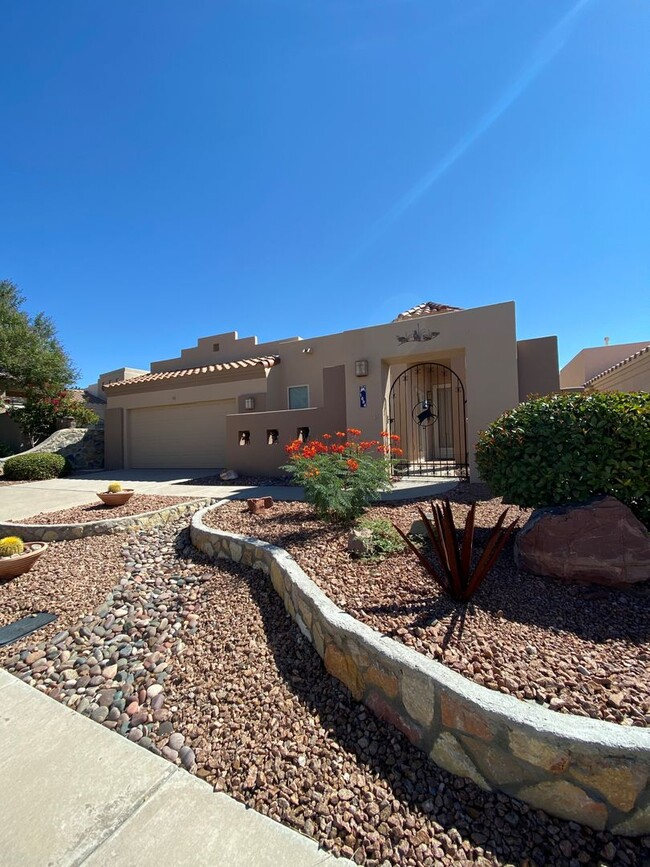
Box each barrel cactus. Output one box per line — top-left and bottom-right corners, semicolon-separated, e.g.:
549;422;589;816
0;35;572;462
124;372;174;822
107;482;123;493
0;536;25;557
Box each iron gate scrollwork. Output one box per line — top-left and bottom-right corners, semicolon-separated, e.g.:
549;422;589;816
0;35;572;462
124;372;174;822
388;363;468;479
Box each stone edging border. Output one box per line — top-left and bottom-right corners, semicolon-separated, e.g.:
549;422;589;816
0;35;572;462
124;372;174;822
190;502;650;837
0;498;217;541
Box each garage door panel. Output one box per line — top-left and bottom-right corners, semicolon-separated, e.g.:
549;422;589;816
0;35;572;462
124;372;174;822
128;400;235;468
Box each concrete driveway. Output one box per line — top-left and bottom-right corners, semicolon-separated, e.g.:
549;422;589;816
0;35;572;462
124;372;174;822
0;468;458;522
0;469;302;522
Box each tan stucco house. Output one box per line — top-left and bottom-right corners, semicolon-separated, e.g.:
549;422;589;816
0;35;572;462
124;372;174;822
102;300;559;480
560;341;650;394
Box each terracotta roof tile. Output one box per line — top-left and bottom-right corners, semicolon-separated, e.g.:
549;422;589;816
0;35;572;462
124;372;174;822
393;301;462;322
103;355;280;390
584;344;650;386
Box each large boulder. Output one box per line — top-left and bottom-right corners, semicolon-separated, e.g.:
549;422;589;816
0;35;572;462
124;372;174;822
515;496;650;587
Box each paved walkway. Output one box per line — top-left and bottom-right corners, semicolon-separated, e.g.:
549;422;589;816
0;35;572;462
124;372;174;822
0;469;458;865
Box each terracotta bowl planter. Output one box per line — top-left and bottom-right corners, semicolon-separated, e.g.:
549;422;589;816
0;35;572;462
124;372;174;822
96;490;135;507
0;542;49;580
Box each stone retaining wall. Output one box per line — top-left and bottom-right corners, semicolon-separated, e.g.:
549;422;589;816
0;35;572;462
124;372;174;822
0;426;105;472
0;498;215;542
190;502;650;837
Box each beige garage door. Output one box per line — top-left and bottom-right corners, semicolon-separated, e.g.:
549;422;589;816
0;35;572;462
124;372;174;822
127;400;236;468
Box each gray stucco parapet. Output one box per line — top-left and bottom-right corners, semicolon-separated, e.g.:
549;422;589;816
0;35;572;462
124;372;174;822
0;498;216;541
190;502;650;836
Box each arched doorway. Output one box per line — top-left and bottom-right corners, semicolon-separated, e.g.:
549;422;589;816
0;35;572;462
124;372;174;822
387;363;468;478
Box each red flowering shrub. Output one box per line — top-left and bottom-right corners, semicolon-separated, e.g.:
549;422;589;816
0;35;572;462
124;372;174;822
282;429;398;522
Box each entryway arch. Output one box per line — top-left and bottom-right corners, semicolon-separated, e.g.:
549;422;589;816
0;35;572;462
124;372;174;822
387;362;468;478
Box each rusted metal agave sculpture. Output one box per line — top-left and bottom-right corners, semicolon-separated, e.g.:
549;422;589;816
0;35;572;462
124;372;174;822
394;499;518;603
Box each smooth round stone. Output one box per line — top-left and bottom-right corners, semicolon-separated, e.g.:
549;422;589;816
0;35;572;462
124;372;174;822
161;746;178;762
91;706;109;723
147;684;163;699
158;721;174;736
168;732;184;752
108;706;121;721
139;736;153;749
128;728;143;742
179;746;195;770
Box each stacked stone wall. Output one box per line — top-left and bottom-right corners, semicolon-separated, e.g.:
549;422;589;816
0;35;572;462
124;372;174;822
0;498;215;542
190;502;650;836
0;426;105;472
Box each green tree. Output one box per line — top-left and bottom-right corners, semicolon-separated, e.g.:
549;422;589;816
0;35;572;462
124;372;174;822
0;280;87;446
0;280;77;392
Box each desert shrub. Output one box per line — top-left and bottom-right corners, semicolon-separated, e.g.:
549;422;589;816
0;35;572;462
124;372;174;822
0;442;14;459
356;517;405;558
107;482;123;493
475;392;650;526
2;452;69;481
282;429;401;522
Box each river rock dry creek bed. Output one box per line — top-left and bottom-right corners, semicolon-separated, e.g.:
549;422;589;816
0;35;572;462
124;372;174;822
0;508;648;866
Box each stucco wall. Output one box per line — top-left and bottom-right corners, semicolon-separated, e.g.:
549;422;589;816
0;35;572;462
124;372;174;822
517;337;560;400
225;366;348;475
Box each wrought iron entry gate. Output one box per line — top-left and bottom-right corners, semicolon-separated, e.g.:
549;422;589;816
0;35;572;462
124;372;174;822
387;363;468;479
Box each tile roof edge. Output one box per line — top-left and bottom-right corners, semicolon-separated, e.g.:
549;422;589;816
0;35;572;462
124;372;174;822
102;355;280;389
584;344;650;385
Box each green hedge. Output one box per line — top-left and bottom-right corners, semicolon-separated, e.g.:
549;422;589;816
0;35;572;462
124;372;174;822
475;391;650;526
2;452;69;481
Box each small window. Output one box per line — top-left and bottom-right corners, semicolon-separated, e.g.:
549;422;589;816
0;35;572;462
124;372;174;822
297;427;310;443
267;429;279;445
239;430;250;446
213;343;220;352
288;385;309;409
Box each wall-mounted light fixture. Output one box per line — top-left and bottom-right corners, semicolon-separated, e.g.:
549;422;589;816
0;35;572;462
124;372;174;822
301;347;313;354
244;397;255;411
355;359;369;377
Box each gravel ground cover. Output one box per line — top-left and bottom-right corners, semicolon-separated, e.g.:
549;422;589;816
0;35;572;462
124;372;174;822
15;494;197;525
178;472;294;487
0;535;125;639
1;518;646;866
203;492;650;728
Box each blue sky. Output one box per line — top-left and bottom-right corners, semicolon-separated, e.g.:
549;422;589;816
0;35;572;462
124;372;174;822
1;0;648;385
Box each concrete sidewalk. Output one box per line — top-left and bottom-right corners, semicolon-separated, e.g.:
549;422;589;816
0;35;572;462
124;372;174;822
0;471;458;865
0;669;348;867
0;469;457;521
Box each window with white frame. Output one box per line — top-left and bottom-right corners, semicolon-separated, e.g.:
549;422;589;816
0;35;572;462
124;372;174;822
288;385;309;409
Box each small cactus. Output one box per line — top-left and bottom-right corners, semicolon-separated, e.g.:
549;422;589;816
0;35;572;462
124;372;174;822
0;536;25;557
107;482;123;493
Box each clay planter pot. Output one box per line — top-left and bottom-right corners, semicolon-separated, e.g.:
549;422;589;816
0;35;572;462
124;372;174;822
96;490;135;507
0;542;49;580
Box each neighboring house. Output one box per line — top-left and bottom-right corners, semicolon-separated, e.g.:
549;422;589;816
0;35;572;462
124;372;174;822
560;342;650;393
102;300;559;480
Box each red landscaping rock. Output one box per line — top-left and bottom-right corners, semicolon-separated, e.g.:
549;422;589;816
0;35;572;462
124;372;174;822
515;496;650;587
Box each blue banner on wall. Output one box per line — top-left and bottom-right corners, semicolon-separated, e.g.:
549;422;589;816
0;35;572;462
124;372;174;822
359;385;367;408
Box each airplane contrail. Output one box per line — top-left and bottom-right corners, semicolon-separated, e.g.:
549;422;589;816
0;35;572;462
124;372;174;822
358;0;595;251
